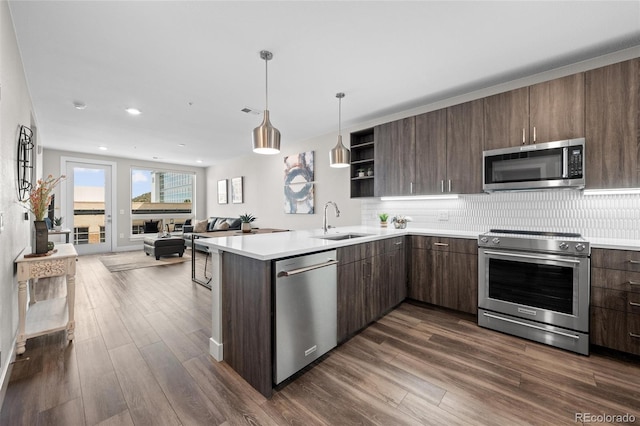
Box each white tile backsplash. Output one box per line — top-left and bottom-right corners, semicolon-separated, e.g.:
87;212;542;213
361;191;640;241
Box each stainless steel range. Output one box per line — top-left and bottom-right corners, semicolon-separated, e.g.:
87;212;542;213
478;229;590;355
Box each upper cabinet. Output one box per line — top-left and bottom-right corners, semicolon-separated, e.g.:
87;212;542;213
585;58;640;189
374;117;416;196
484;87;529;150
484;74;585;150
415;109;447;194
446;100;484;194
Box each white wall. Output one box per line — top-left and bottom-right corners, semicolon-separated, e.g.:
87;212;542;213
206;132;361;231
0;0;37;406
43;149;207;250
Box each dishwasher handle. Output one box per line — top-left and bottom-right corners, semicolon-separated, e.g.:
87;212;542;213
277;259;339;278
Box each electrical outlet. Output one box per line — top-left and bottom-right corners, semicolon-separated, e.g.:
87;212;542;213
438;210;449;221
119;209;124;215
119;233;124;238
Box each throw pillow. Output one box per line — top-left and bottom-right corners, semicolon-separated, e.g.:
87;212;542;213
214;221;230;230
194;219;208;233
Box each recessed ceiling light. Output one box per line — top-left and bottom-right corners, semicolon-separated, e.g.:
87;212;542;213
73;101;87;110
178;143;185;147
196;160;203;164
98;146;107;151
125;107;141;115
241;106;261;115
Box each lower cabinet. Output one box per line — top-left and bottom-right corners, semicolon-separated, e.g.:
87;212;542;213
337;237;406;342
590;248;640;356
409;236;478;315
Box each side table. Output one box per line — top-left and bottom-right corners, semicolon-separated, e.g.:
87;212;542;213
15;243;78;355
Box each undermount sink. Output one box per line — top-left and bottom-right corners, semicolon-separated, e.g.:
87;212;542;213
316;233;372;241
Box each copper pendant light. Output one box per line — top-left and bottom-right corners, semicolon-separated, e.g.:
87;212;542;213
329;92;350;167
252;50;281;155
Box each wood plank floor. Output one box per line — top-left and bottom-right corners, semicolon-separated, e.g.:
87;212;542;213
2;252;640;425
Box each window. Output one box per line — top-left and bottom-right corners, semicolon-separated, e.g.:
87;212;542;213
131;168;194;235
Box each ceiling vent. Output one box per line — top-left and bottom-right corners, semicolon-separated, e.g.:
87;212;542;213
241;107;261;115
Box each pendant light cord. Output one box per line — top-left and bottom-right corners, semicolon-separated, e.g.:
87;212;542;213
265;57;269;110
338;96;342;136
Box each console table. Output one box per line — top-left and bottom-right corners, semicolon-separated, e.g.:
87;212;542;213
15;244;78;355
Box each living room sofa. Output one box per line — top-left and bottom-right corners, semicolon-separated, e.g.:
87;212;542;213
182;216;243;248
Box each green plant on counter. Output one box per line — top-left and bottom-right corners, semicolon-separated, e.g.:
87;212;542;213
239;213;257;223
378;213;389;222
53;216;63;226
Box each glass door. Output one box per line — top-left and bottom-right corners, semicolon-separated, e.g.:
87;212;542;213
64;161;113;255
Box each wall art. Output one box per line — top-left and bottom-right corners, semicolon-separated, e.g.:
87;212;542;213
231;176;243;204
217;179;228;204
284;151;314;214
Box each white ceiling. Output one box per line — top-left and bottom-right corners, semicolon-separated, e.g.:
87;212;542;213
9;1;640;167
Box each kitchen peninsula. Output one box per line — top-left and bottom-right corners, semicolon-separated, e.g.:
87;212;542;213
198;226;477;397
199;226;640;398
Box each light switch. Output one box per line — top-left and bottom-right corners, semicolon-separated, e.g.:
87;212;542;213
0;212;3;232
119;209;124;215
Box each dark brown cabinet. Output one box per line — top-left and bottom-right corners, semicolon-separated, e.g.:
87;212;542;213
585;58;640;189
484;87;529;150
374;117;416;196
484;74;585;150
415;109;447;194
413;100;484;195
337;237;406;342
409;236;477;314
590;248;640;356
446;100;484;194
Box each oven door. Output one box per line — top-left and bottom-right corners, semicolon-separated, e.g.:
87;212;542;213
478;248;590;333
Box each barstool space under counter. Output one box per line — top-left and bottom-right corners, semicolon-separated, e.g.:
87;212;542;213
15;243;78;355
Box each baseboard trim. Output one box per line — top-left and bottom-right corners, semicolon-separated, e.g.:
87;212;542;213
209;337;223;361
0;336;17;412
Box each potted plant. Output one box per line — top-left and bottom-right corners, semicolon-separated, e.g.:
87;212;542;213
239;213;256;233
53;216;63;231
357;169;365;178
378;213;389;228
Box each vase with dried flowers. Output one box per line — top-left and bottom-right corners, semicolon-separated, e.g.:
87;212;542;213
24;174;65;253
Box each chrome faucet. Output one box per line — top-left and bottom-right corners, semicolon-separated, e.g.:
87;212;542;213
323;201;340;234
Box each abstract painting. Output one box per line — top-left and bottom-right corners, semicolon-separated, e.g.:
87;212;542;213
284;151;314;214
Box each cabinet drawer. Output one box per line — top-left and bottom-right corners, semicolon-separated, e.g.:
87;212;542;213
591;307;640;355
410;236;476;254
591;267;640;293
592;248;640;271
592;287;640;313
383;236;405;253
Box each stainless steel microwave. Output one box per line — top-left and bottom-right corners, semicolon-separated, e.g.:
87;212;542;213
483;138;585;192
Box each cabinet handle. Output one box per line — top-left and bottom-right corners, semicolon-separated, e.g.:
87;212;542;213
533;126;536;142
630;333;640;339
522;128;526;145
629;260;640;265
448;180;452;193
628;281;640;286
440;180;444;193
394;242;403;246
630;301;640;307
433;242;449;247
410;182;414;194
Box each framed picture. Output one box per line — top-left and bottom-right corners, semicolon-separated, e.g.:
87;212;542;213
217;179;228;204
231;176;244;204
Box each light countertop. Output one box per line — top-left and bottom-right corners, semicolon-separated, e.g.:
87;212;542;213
196;226;474;261
196;225;640;261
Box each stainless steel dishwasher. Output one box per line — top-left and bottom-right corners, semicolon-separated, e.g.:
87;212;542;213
274;250;338;385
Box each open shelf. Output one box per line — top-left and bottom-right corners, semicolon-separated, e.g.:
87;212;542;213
350;128;375;198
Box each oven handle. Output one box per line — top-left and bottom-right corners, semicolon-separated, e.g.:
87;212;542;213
482;312;580;340
483;250;581;264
